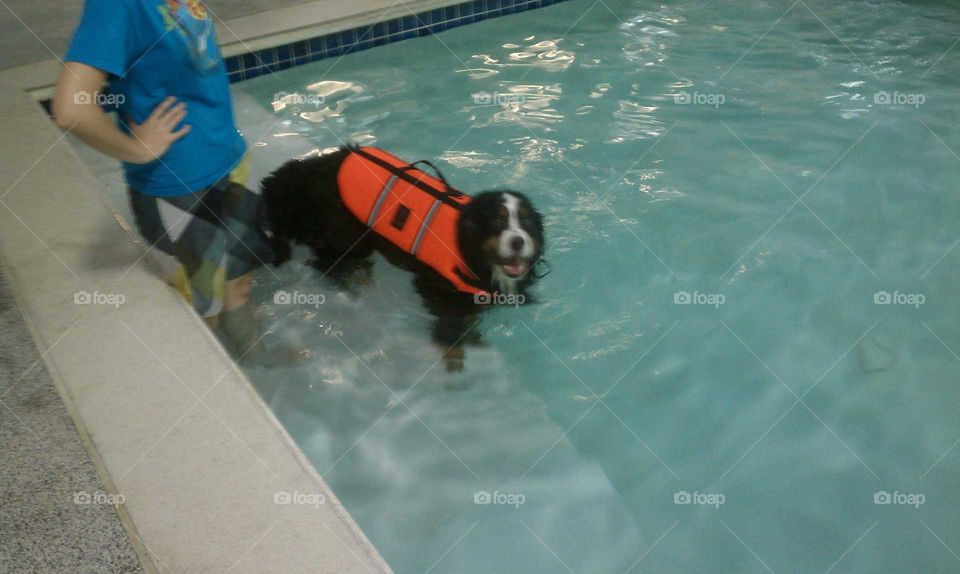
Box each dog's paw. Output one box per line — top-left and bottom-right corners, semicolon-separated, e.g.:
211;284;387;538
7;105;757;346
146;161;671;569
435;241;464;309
344;265;374;290
443;346;466;372
445;357;465;372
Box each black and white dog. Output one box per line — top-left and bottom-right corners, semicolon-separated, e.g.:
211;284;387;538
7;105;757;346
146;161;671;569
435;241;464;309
261;146;546;370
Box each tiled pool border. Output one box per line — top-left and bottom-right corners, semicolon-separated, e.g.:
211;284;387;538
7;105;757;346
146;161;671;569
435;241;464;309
225;0;571;82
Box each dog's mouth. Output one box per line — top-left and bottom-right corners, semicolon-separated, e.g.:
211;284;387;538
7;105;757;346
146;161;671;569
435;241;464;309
499;258;530;278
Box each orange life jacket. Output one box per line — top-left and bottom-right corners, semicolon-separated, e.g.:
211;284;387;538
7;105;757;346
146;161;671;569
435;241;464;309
337;147;488;296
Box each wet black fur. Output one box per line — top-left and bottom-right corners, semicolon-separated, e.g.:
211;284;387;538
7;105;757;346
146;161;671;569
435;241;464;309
260;147;545;365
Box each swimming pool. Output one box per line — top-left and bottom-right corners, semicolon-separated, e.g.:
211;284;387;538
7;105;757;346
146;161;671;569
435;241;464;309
232;0;960;572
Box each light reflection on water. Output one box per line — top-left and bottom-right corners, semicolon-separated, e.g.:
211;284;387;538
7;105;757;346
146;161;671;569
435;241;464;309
233;0;960;572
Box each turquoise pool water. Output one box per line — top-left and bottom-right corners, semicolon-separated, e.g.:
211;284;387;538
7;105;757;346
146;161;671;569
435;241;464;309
234;1;960;572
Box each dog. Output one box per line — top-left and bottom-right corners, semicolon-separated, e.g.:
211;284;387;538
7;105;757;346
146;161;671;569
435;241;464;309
261;145;545;371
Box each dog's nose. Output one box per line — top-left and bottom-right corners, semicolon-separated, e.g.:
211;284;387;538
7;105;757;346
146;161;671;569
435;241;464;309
509;236;525;252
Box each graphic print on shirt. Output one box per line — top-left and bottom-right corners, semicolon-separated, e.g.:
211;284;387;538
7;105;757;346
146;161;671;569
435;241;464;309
157;0;218;71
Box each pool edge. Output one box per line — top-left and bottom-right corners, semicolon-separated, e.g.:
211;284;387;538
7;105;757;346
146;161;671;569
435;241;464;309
2;0;572;99
0;74;393;574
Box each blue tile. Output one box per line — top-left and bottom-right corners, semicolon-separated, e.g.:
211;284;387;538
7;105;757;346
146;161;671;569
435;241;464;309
325;34;341;54
341;31;357;53
227;0;573;82
259;49;276;65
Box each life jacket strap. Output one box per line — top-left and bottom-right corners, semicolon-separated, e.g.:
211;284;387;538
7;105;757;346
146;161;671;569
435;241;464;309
411;199;442;256
454;266;487;292
350;146;465;209
367;174;398;226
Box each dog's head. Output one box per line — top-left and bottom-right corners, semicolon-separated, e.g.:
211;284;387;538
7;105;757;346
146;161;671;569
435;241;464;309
457;191;545;294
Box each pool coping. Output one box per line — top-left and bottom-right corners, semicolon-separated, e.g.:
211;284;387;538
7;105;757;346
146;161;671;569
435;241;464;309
3;0;569;98
0;76;394;573
1;0;461;97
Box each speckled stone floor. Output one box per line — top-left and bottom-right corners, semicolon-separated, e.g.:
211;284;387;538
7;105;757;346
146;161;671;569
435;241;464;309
0;268;144;573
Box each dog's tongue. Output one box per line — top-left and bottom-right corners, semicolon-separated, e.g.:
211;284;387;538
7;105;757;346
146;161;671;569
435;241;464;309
502;262;527;277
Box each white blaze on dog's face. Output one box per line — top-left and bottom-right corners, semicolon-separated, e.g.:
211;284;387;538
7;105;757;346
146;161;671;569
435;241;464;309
458;190;544;294
493;193;536;292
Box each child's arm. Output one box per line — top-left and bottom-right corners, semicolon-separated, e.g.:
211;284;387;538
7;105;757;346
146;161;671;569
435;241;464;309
52;62;191;164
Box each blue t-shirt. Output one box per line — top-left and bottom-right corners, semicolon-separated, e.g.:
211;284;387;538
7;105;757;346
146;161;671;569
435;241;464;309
65;0;246;196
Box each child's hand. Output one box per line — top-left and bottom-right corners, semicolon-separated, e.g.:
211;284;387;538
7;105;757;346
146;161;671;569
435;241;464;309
128;97;192;163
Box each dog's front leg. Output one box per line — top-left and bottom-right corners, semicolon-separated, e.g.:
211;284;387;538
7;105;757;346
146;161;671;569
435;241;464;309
413;275;480;372
432;314;479;372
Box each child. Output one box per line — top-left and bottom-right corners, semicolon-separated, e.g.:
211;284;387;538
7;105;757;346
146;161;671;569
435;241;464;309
53;0;274;359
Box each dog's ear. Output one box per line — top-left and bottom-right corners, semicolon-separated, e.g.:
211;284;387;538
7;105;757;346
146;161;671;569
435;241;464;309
532;207;545;238
456;202;488;277
457;202;482;240
527;202;545;254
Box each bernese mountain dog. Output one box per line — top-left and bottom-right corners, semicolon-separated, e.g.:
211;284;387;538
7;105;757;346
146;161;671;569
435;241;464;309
261;145;545;371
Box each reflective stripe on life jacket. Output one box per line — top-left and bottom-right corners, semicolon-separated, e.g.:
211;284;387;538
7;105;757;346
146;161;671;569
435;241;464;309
337;147;488;296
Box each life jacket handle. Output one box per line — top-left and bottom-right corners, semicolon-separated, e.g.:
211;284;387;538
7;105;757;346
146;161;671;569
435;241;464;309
397;160;463;198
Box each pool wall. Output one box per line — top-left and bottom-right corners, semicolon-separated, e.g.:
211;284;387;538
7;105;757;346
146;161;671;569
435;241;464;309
224;0;571;82
0;0;568;571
